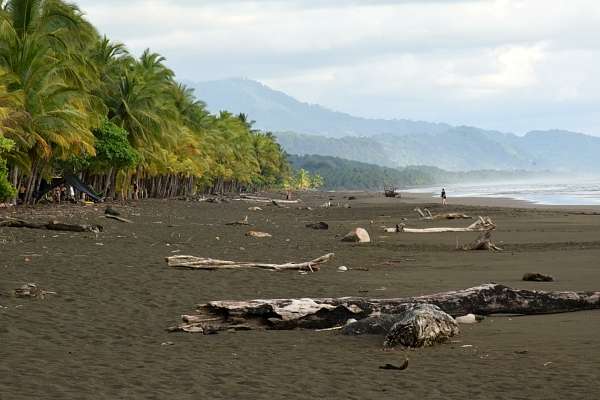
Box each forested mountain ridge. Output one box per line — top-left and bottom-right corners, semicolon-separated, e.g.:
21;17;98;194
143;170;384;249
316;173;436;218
277;129;600;172
190;78;451;138
288;154;545;190
193;78;600;172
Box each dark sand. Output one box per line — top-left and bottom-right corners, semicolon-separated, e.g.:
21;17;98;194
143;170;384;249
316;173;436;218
2;192;600;399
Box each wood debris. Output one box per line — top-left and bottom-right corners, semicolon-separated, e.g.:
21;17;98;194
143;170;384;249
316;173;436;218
165;252;334;272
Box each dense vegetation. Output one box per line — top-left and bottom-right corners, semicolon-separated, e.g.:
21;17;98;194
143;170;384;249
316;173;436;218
0;0;289;203
289;154;544;190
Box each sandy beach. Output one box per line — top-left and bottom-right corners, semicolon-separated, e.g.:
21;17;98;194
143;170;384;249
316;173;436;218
2;192;600;399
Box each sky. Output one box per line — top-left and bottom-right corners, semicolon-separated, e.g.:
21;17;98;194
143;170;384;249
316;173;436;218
77;0;600;135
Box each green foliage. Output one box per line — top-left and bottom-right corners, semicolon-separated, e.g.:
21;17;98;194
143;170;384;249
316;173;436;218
289;154;542;190
285;168;324;191
0;135;16;201
91;119;139;170
0;0;289;202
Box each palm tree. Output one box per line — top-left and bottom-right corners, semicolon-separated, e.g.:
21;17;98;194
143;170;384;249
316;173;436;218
0;0;103;202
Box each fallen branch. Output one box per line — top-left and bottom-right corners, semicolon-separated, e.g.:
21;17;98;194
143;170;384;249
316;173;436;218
236;195;299;204
0;218;103;233
105;215;133;223
14;283;56;299
415;208;471;220
225;216;249;226
461;230;503;251
385;216;495;233
165;252;334;271
169;283;600;333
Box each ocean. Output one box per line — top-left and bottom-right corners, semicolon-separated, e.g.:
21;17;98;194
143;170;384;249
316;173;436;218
405;179;600;206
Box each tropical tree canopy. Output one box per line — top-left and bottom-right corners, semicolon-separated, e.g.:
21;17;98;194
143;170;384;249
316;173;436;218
0;0;291;203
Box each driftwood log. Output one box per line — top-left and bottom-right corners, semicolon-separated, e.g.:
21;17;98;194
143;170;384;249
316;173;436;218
385;216;495;233
461;230;503;251
14;283;56;299
415;208;471;220
0;218;103;233
105;215;132;223
236;195;299;204
169;283;600;333
166;253;334;272
226;216;249;226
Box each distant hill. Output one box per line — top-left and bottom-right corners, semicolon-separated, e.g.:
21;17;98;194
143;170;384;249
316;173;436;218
289;154;544;190
189;78;600;172
278;129;600;172
189;78;450;138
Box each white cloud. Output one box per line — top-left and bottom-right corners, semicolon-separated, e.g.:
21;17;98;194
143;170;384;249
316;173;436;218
76;0;600;135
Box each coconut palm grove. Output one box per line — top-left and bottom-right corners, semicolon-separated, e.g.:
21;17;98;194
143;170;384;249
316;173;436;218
0;0;313;204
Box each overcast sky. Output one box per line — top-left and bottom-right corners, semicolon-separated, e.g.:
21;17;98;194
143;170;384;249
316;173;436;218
78;0;600;135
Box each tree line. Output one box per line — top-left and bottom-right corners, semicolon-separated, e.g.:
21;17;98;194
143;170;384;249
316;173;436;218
289;154;545;190
0;0;290;204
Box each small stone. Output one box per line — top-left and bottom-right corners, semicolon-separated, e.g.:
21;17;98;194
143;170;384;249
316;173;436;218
341;228;371;243
306;222;328;230
338;266;348;272
523;272;554;282
104;206;120;216
455;314;478;324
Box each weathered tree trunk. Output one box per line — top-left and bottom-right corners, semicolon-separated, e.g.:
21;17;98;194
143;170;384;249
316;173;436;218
0;218;103;233
386;216;495;233
166;253;334;271
169;284;600;333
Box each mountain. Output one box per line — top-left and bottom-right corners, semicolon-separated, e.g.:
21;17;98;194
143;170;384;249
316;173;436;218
189;78;600;172
189;78;450;138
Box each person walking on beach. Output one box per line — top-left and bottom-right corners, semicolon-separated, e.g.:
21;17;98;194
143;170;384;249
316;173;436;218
441;188;447;206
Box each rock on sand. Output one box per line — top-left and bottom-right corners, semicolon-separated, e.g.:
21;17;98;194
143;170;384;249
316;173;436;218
341;228;371;243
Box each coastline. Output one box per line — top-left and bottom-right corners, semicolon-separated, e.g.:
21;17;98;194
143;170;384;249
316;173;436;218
399;191;600;211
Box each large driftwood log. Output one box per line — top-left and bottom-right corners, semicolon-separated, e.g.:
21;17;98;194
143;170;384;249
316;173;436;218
385;216;495;233
0;218;103;233
169;283;600;333
415;208;472;220
166;253;334;272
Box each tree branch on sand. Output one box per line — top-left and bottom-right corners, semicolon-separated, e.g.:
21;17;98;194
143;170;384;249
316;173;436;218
414;207;472;220
168;283;600;334
165;253;335;272
0;218;102;233
460;230;503;251
385;216;495;233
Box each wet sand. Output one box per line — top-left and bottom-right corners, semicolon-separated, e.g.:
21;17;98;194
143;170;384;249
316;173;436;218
2;192;600;399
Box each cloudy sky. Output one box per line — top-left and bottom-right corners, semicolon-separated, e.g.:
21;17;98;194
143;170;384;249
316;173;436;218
78;0;600;135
